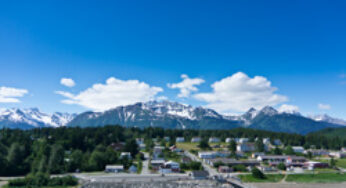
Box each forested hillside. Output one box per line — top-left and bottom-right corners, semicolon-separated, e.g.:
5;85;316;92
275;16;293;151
0;125;345;177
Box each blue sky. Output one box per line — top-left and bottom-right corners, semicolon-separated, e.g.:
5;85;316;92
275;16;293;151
0;1;345;118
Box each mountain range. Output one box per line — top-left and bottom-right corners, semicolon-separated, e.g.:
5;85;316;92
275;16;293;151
0;108;76;129
0;101;345;134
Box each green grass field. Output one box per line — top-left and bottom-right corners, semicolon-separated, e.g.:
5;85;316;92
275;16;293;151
239;174;284;183
176;142;228;152
316;158;346;168
286;173;346;183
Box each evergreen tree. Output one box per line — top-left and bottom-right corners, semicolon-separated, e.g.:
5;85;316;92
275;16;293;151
48;144;65;174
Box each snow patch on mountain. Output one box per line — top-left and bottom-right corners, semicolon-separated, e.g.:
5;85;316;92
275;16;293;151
310;114;346;126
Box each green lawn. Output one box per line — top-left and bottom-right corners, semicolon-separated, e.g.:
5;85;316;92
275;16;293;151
316;158;346;168
239;174;284;183
176;142;227;152
286;173;346;183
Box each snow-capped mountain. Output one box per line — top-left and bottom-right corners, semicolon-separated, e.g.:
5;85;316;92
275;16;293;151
310;114;346;126
67;100;343;134
0;108;76;129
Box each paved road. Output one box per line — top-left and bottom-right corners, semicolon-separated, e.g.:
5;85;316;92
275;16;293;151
141;152;150;175
184;151;217;175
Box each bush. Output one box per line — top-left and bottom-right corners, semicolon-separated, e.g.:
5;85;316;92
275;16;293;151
277;163;286;171
233;164;247;172
8;178;27;187
252;168;266;179
8;174;78;187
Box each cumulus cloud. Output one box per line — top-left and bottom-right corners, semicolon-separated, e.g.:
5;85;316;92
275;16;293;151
167;74;205;98
60;78;76;87
0;87;28;103
56;77;163;111
194;72;288;113
278;104;299;114
318;103;331;110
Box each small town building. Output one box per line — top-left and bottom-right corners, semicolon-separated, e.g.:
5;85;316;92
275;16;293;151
150;159;165;170
263;138;271;145
120;152;132;160
136;138;144;145
176;137;185;143
208;137;220;143
225;138;232;143
191;137;201;143
181;156;192;164
273;139;282;146
198;151;217;159
238;138;249;144
164;161;180;172
105;165;124;173
110;142;124;151
206;158;259;167
304;161;329;170
329;151;346;159
252;152;265;159
304;149;329;156
237;143;256;152
164;137;170;141
292;146;305;153
257;155;306;167
190;171;209;180
129;165;138;173
218;166;233;173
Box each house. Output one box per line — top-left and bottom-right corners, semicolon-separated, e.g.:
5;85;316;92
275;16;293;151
105;165;124;173
176;137;185;143
164;137;170;141
304;161;329;170
169;145;182;153
238;138;249;144
252;152;265;159
257;155;306;167
181;156;192;164
110;142;124;151
329;151;346;159
136;138;144;145
237;143;256;152
120;152;132;160
191;137;201;143
263;138;271;145
218;166;233;173
225;138;232;143
208;137;220;143
150;159;165;170
164;161;180;172
304;149;329;156
292;146;305;153
139;143;146;150
190;171;209;180
273;139;282;146
206;158;259;167
153;146;164;159
129;165;137;173
198;151;218;159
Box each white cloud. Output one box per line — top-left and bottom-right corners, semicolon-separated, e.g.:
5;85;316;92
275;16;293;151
167;74;205;98
60;78;76;87
194;72;288;113
278;104;299;114
56;77;163;111
318;103;331;110
0;87;28;103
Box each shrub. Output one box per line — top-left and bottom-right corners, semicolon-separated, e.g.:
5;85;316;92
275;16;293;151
8;178;27;187
252;168;266;179
233;164;247;172
277;163;286;171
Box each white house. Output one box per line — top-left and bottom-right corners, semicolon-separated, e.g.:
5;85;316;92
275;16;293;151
225;138;232;143
198;151;218;159
292;146;305;153
191;137;201;143
136;138;144;145
176;137;185;143
105;165;124;173
208;137;220;143
120;152;132;160
237;143;256;152
263;138;271;145
163;161;180;172
238;138;249;144
273;139;282;146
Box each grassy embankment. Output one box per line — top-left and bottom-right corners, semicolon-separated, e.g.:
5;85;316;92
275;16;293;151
286;173;346;183
239;174;285;183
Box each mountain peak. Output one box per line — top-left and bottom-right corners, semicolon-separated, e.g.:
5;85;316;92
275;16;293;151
259;106;278;116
